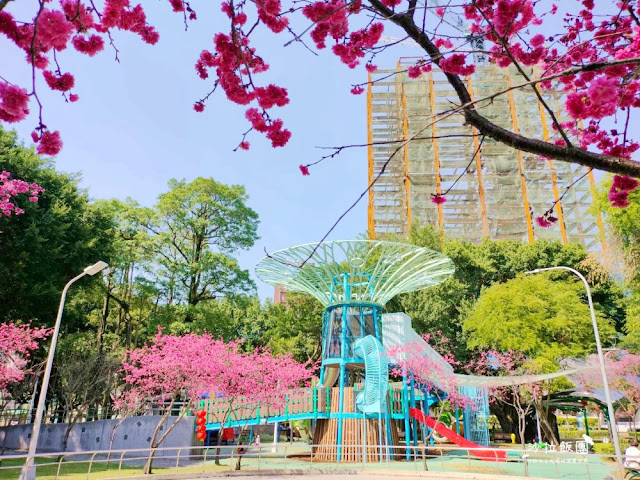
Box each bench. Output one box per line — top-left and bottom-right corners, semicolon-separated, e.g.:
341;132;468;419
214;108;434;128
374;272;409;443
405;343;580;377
625;468;640;479
493;432;513;443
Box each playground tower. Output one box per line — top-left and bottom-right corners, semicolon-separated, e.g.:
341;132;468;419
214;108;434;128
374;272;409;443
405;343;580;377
367;62;606;253
200;240;575;462
256;240;454;461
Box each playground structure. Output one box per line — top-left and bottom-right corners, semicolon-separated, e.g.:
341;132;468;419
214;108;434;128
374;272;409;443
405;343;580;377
200;240;571;462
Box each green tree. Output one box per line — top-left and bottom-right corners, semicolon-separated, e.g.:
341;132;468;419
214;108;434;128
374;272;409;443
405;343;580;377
463;274;615;443
0;128;115;327
144;178;259;312
463;275;615;362
263;293;324;362
387;224;625;364
596;177;640;351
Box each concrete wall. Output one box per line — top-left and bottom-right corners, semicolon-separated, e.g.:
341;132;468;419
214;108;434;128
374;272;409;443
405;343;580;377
0;415;195;455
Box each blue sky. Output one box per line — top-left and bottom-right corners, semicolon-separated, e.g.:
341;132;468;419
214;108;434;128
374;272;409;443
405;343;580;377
3;3;419;299
3;2;632;300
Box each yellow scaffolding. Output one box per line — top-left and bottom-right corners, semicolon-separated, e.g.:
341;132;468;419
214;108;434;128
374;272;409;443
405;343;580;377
367;62;603;254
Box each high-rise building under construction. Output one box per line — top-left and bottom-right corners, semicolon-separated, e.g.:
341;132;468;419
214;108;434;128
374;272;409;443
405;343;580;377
366;62;606;254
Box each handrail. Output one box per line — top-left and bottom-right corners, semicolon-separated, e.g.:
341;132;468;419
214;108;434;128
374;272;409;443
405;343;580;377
0;442;625;480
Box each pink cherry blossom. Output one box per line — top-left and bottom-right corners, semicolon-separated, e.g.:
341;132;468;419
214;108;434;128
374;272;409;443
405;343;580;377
36;130;63;155
0;171;44;217
439;54;475;76
119;331;314;416
0;83;29;123
0;322;50;389
431;194;446;204
43;71;75;91
0;0;639;184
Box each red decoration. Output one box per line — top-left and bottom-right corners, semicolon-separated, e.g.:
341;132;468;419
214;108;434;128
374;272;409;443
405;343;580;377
197;409;207;417
196;416;206;425
196;432;206;441
196;424;206;433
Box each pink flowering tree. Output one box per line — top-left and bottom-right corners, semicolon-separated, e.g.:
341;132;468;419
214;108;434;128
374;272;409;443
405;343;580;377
0;322;50;425
468;350;542;446
577;352;640;437
0;322;50;389
1;0;639;209
387;333;471;445
118;331;313;473
0;171;43;218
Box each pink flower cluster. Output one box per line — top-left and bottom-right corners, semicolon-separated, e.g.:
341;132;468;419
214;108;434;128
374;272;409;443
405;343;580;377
439;54;475;76
0;171;44;217
566;76;622;121
608;174;639;208
431;194;446;205
303;0;350;49
0;322;51;390
535;212;557;228
301;1;382;68
194;26;290;148
118;331;314;413
407;63;432;79
0;83;29;123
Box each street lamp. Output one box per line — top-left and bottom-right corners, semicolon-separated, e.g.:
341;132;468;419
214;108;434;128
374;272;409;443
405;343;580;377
19;261;108;480
525;266;622;464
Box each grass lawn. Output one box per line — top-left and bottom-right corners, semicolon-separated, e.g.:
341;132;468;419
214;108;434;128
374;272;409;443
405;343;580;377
0;455;230;479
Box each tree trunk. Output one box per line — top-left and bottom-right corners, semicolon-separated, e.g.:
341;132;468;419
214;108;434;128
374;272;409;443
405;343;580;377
534;400;559;444
106;416;127;467
60;412;82;454
143;449;157;475
490;403;519;439
214;405;233;466
144;401;173;474
144;398;190;475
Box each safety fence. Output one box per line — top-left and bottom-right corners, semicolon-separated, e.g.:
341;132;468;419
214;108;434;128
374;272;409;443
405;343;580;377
0;443;629;479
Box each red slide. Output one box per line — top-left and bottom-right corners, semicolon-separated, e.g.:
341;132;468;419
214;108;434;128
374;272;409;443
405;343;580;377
409;408;506;462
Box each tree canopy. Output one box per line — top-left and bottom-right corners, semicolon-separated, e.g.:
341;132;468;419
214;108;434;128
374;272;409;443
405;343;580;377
0;128;116;326
387;224;626;364
463;274;615;366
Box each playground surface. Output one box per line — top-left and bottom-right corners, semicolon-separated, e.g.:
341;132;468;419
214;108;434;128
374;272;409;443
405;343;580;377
231;444;619;480
0;441;623;480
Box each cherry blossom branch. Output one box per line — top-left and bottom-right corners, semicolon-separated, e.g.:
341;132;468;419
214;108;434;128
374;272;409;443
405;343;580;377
366;0;640;177
471;0;573;146
302;134;478;169
535;168;592;227
29;0;46;130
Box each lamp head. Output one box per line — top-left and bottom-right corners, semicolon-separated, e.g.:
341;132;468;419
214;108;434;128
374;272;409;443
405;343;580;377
84;261;108;276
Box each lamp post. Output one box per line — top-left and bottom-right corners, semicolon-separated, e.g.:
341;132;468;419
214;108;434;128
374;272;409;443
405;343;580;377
19;261;108;480
525;266;622;464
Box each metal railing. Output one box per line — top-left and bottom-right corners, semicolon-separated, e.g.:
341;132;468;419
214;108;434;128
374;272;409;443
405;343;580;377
0;443;628;479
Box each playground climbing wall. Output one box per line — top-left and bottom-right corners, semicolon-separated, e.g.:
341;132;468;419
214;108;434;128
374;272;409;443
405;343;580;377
459;386;491;447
